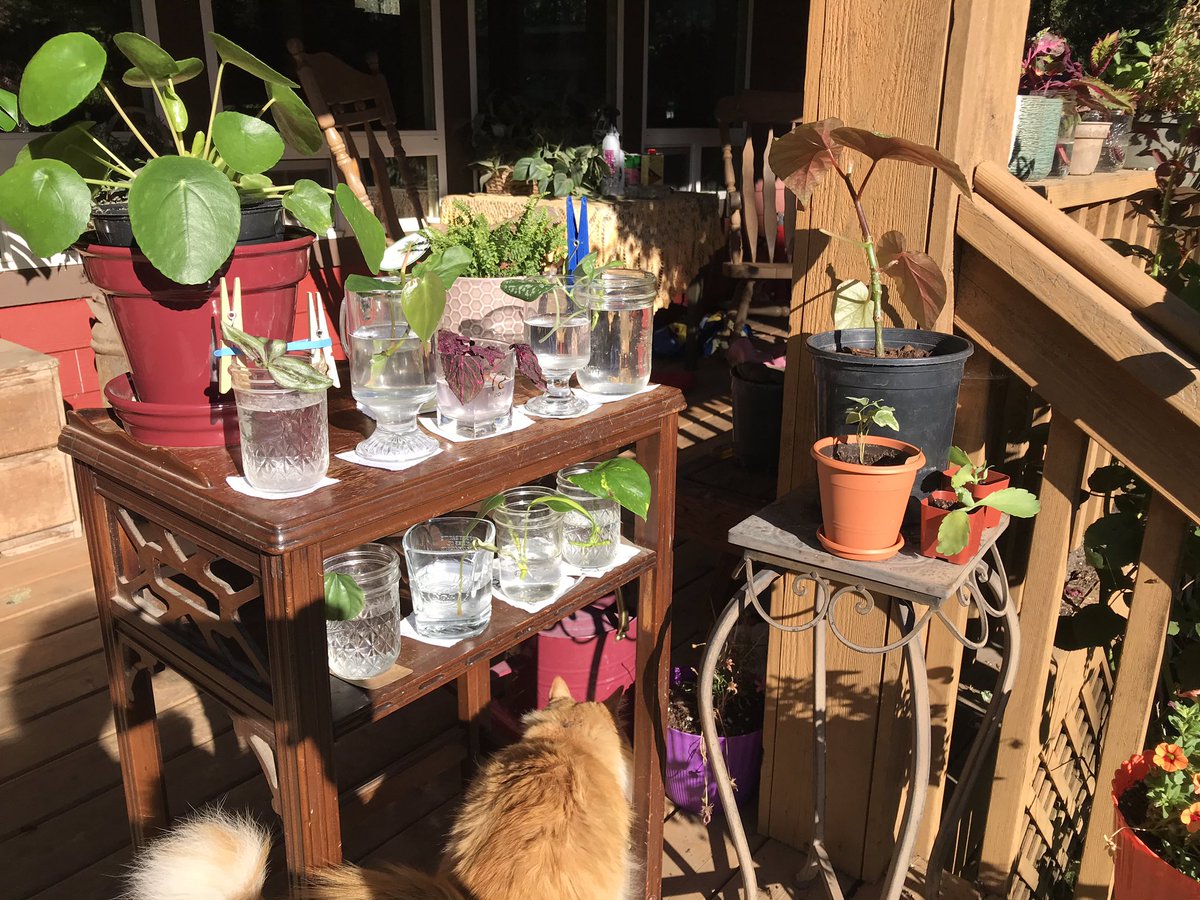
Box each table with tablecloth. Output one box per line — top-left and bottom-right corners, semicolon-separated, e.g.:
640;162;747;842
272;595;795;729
437;192;724;310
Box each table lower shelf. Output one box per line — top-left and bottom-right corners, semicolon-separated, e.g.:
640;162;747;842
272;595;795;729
329;546;657;735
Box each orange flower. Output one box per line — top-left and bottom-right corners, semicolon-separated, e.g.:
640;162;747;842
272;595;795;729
1192;772;1200;796
1182;803;1200;833
1154;742;1189;772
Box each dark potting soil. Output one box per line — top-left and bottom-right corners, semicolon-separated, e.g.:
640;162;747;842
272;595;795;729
827;443;908;467
668;676;764;737
842;344;933;359
1117;780;1168;860
929;497;958;511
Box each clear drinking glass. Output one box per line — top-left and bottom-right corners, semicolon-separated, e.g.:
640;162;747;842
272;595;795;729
523;280;592;417
345;277;438;462
556;463;622;570
403;517;496;638
491;487;565;603
575;268;657;395
231;365;329;494
435;338;516;437
324;543;402;680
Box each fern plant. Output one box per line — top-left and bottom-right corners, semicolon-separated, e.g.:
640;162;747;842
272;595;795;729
423;199;565;278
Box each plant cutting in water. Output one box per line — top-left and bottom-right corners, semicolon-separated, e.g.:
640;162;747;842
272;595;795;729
219;321;334;392
324;572;365;621
437;330;545;405
843;396;899;465
0;30;385;286
768;120;972;357
500;251;625;330
934;485;1040;556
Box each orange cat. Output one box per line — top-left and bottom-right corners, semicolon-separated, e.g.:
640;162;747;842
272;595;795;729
126;677;634;900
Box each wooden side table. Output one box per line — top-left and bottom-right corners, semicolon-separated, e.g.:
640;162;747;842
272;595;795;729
59;383;685;898
699;492;1019;899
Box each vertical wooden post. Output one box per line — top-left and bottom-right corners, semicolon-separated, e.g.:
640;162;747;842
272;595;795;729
264;545;343;889
633;414;678;900
977;415;1088;893
1074;496;1189;899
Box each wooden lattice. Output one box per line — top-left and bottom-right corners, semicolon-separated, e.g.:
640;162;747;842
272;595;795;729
112;506;270;687
1009;646;1113;900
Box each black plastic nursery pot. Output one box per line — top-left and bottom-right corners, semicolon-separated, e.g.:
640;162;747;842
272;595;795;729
808;327;974;500
92;197;286;248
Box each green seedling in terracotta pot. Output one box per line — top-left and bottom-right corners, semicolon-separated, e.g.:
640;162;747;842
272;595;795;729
0;30;385;285
934;486;1040;557
844;396;899;465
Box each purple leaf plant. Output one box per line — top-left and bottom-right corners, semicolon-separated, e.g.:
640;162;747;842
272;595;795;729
437;330;545;406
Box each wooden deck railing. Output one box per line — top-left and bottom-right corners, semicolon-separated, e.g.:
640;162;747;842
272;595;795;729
951;161;1200;899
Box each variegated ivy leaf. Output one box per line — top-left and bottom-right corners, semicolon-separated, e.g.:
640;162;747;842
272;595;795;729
221;320;267;364
265;355;333;392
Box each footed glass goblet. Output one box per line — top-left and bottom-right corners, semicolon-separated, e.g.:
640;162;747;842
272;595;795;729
345;278;438;462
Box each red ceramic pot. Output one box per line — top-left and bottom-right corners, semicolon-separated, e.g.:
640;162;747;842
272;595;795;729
919;490;985;565
1112;753;1200;899
81;235;313;445
947;467;1011;529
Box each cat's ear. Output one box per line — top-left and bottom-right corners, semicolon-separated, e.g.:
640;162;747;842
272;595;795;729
548;676;574;702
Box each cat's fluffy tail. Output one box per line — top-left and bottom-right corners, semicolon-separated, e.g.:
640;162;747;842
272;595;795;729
125;808;270;900
124;807;466;900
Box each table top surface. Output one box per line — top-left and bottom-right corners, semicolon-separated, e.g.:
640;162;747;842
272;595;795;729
728;490;1009;604
60;381;685;555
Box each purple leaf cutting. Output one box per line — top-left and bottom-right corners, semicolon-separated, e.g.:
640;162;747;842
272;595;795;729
437;329;523;406
512;343;546;390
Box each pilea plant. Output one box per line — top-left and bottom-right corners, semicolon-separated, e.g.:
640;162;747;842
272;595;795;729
769;120;972;357
0;30;386;286
436;329;545;405
844;396;899;465
935;485;1040;556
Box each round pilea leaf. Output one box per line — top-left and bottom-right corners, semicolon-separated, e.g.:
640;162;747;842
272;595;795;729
19;32;107;126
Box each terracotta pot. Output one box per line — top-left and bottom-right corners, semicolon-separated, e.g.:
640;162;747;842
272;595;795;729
944;467;1011;528
80;235;313;446
1113;753;1200;899
811;435;925;561
919;491;985;565
1070;121;1113;176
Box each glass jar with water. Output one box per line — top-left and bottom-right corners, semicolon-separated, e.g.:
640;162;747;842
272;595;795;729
324;543;402;680
345;278;438;463
575;268;657;395
556;463;622;570
231;366;329;494
403;517;496;639
522;280;592;417
490;487;565;603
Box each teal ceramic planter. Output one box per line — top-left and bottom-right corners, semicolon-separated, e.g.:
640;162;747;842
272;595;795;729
1009;94;1064;181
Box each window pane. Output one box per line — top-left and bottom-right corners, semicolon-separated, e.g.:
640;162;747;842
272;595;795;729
474;0;616;154
211;0;434;130
646;0;747;130
0;0;142;131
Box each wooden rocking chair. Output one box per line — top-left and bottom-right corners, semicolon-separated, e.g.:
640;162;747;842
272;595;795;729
288;38;427;241
717;91;805;333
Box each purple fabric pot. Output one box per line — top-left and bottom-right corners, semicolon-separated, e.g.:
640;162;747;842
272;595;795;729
665;726;763;815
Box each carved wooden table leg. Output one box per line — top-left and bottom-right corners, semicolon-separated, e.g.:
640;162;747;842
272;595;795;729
633;414;679;900
75;463;170;847
263;546;342;892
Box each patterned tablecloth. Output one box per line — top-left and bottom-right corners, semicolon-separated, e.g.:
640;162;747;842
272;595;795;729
437;192;724;310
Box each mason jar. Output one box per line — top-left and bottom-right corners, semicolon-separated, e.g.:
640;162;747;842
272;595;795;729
231;365;329;494
556;463;621;569
491;487;564;603
575;268;657;395
324;543;402;680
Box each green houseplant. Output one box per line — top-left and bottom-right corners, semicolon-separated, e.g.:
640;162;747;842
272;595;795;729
0;30;390;448
512;143;608;198
424;200;566;335
810;397;925;561
768;120;974;500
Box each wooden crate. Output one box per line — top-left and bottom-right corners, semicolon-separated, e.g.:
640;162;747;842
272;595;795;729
0;340;80;554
